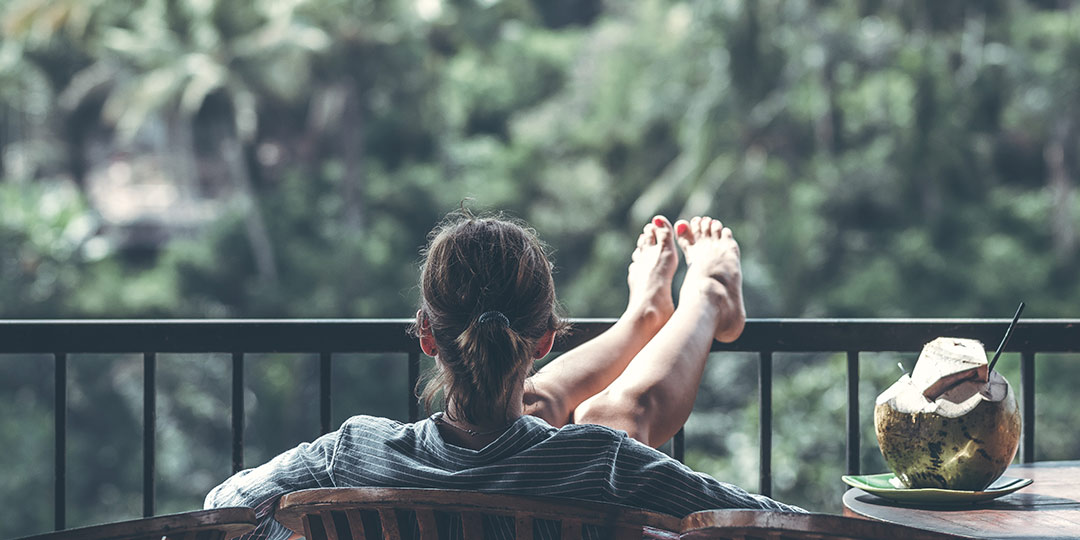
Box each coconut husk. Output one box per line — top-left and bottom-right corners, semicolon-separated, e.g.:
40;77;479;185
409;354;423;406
911;337;989;400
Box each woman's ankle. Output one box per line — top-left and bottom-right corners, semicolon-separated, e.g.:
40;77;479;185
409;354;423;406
620;302;672;339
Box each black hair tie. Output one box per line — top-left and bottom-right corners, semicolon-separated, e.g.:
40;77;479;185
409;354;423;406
478;311;511;327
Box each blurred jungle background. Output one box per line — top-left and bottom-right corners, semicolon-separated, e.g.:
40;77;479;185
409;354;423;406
3;0;1080;536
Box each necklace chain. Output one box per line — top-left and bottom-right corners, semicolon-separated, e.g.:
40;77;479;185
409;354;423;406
436;414;509;437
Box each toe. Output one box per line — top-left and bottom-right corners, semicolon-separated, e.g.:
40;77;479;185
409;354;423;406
652;216;674;247
642;223;658;245
674;219;691;238
690;216;703;237
710;219;724;237
698;217;712;237
654;225;672;248
674;219;693;257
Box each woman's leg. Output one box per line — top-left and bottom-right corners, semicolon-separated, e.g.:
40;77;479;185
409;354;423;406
572;216;746;447
523;216;679;427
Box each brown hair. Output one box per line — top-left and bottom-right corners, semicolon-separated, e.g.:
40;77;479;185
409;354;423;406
413;210;566;425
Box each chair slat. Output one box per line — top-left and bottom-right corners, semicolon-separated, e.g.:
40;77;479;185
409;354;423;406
461;512;483;540
378;509;402;540
346;509;367;540
560;519;581;540
302;514;317;540
414;508;438;540
514;516;533;540
321;511;340;540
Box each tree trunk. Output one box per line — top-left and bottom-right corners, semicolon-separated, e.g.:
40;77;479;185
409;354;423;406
303;82;365;229
1046;117;1076;259
169;112;199;201
0;104;7;180
223;135;278;283
341;84;365;229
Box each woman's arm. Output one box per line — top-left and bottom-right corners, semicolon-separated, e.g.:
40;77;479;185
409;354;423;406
605;434;806;515
204;431;339;540
524;217;680;428
523;311;665;427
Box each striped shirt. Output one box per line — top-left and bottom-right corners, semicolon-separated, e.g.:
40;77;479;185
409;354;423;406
204;414;803;540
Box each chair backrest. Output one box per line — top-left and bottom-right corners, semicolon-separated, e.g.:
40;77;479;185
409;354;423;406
15;507;257;540
276;488;682;540
679;509;975;540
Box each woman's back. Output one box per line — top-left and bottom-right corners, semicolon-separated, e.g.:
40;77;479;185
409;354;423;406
205;412;799;539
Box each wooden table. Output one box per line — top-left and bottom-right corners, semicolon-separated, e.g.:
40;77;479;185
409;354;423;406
844;461;1080;539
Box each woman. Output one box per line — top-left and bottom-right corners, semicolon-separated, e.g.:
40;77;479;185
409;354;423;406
205;211;801;540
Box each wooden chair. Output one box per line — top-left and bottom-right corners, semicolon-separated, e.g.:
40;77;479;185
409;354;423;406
679;509;975;540
16;507;257;540
275;488;682;540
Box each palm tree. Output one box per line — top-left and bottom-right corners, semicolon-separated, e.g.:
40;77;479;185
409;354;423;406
52;0;333;281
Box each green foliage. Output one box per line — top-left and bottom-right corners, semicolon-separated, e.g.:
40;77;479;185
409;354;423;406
3;0;1080;534
0;180;99;316
0;354;54;533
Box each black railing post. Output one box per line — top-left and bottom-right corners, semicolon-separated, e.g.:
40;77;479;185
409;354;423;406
759;351;772;497
673;428;685;463
320;352;332;435
143;352;156;517
1021;351;1036;463
846;351;860;475
232;352;245;474
54;352;66;531
408;351;420;422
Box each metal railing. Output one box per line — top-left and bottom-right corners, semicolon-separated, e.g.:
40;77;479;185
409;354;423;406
3;318;1078;531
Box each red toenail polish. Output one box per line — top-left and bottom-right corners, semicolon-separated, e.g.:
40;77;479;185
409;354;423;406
676;223;688;235
653;218;665;227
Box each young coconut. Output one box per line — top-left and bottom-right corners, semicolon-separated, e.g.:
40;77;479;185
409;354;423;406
874;337;1020;491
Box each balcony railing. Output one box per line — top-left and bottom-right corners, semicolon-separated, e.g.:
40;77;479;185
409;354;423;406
3;318;1079;532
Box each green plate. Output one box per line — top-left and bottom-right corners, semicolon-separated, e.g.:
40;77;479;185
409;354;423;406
842;473;1033;505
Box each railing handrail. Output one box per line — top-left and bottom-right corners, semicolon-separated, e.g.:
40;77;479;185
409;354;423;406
1;318;1078;353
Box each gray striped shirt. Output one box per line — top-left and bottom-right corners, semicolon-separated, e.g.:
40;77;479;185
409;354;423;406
204;414;802;540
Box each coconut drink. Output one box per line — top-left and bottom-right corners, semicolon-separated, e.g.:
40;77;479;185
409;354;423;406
874;337;1021;491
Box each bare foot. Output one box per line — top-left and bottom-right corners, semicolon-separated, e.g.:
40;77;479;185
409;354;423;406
674;216;746;342
625;216;678;330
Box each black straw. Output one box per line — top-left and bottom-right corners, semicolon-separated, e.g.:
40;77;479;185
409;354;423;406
988;302;1025;373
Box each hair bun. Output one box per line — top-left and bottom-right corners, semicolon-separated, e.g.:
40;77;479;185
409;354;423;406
477;311;511;327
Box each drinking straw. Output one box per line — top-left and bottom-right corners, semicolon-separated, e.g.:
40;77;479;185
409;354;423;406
988;302;1025;373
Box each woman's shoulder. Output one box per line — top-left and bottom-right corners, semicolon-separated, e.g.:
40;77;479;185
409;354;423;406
544;418;643;447
341;414;406;428
336;414;417;438
556;421;681;463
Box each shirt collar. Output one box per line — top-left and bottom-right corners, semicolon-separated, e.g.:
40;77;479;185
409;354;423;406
417;413;556;465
